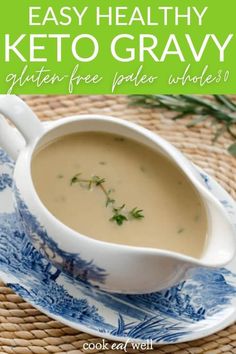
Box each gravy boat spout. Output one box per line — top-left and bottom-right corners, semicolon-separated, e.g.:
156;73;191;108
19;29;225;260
0;95;235;294
149;138;236;270
185;170;236;269
167;145;236;270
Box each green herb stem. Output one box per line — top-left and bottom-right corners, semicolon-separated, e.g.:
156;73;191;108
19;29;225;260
70;173;144;226
129;95;236;156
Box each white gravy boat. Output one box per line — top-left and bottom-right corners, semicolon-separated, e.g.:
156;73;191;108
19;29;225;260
0;95;235;294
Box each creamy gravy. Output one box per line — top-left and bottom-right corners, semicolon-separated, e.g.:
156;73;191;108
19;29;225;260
31;132;208;258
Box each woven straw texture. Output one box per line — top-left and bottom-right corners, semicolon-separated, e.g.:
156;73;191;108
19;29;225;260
0;94;236;354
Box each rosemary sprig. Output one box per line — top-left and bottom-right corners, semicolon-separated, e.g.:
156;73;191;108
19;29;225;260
70;173;144;226
129;95;236;156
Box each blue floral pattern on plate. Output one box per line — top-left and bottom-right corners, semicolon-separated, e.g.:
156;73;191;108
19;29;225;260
0;147;236;344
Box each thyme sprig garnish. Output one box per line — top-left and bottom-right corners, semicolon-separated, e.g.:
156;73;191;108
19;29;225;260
70;173;144;226
129;95;236;156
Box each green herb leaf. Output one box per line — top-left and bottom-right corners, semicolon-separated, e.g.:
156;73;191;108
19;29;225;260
70;174;81;185
92;176;106;186
113;204;126;213
110;213;128;226
106;197;115;207
129;207;144;219
110;205;128;225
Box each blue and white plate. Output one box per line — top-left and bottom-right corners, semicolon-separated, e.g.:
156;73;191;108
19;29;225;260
1;144;236;344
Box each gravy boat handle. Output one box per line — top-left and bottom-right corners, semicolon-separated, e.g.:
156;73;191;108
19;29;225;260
0;95;44;160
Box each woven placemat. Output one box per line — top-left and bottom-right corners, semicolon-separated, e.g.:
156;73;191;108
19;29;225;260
0;95;236;354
